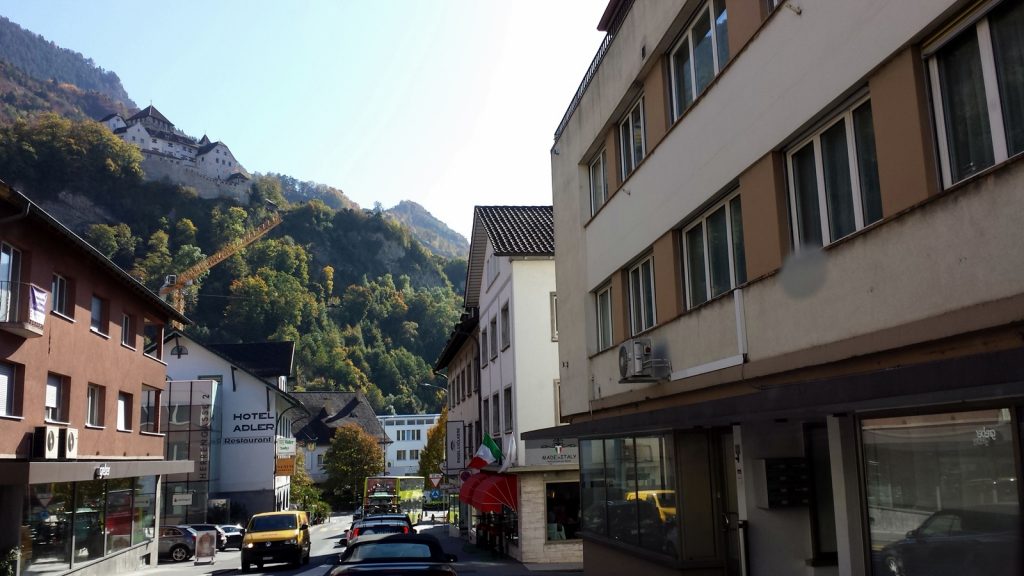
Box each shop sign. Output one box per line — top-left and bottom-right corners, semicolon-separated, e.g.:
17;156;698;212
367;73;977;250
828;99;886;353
172;493;193;506
446;420;465;470
275;457;296;476
276;437;297;457
524;438;579;466
95;464;111;479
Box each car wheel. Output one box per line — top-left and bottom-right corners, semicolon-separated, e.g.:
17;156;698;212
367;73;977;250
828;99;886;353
169;545;189;562
884;555;902;576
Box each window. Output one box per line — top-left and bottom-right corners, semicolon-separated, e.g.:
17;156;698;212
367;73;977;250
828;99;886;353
489;317;498;359
481;329;489;366
51;274;71;317
589;150;608;215
862;408;1019;576
122;313;135;348
930;1;1024;186
628;257;656;335
546;481;582;540
140;386;159;433
500;303;510;349
143;317;163;360
670;0;730;120
550;292;559;341
596;285;613;351
413;429;422;441
86;384;105;427
116;392;132;431
410;449;420;460
492;393;500;433
503;387;513;432
44;373;69;422
683;191;747;308
317;453;324;468
90;295;108;334
0;361;19;417
619;97;646;179
787;97;882;247
0;242;22;323
397;449;407;461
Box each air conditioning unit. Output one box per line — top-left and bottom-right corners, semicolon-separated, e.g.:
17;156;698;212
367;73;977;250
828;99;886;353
618;338;653;380
33;426;59;460
60;427;79;459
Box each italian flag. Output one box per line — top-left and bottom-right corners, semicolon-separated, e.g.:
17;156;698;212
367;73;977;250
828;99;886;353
468;433;503;469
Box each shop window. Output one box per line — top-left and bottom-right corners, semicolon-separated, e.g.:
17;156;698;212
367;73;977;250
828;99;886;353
546;481;582;540
106;478;134;553
75;479;107;562
861;408;1019;576
23;482;73;571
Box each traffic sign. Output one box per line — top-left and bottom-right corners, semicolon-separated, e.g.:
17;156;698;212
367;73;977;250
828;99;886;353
429;473;443;487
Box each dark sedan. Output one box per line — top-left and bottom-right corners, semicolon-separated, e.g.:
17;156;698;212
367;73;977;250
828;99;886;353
218;524;245;550
879;506;1020;576
329;533;458;576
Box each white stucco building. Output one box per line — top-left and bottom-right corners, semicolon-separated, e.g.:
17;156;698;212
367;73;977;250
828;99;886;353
378;413;441;476
162;332;302;523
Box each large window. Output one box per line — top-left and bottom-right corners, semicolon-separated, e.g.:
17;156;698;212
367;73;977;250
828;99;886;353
589;150;608;216
930;1;1024;186
140;385;159;433
628;257;656;335
619;97;646;180
0;242;22;322
788;97;882;248
581;436;676;554
90;295;108;335
862;408;1019;576
596;285;613;351
683;192;747;308
87;384;105;427
546;481;582;540
670;0;730;120
45;373;70;423
52;273;71;317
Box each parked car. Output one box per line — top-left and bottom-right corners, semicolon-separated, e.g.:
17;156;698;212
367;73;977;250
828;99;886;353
241;510;311;572
218;524;245;550
329;533;457;576
345;518;411;547
188;523;228;551
879;506;1021;576
352;506;364;520
158;525;196;562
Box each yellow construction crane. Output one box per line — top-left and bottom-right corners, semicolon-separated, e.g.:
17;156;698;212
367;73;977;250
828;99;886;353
159;210;283;317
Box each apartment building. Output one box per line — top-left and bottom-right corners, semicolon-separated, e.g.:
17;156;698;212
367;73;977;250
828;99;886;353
530;1;1024;576
0;182;190;575
378;413;441;477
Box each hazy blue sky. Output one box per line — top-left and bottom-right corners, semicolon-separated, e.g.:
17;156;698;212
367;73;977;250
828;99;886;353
0;0;609;238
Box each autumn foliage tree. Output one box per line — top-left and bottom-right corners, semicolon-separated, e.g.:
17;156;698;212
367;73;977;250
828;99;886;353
322;422;384;509
417;407;448;478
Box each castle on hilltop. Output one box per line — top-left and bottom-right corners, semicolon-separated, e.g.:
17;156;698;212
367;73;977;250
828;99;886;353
100;105;250;201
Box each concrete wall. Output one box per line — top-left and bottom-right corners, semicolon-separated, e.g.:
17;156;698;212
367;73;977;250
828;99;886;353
140;155;249;202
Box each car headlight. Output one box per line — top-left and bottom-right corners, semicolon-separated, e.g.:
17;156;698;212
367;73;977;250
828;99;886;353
244;542;254;549
286;538;298;545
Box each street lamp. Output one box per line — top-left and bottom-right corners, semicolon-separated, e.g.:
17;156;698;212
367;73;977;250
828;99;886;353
419;381;448;394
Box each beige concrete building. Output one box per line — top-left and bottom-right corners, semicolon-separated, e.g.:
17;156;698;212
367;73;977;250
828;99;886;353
529;1;1024;575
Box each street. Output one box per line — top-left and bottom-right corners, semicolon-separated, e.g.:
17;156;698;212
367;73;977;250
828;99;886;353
144;514;582;576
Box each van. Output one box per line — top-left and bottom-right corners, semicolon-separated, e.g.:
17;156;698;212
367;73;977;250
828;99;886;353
625;490;677;523
240;510;310;572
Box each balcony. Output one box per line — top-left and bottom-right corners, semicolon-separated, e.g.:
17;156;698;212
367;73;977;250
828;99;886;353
0;281;46;338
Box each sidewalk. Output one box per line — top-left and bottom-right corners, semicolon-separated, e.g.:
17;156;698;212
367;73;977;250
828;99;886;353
417;523;583;574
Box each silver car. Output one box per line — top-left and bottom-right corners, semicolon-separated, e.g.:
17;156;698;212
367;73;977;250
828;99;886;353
158;525;196;562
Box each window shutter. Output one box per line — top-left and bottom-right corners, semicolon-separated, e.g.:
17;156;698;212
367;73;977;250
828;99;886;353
0;364;12;416
45;376;59;409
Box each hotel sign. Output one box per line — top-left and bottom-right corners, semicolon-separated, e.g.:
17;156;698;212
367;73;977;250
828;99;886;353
524;438;579;466
446;420;465;470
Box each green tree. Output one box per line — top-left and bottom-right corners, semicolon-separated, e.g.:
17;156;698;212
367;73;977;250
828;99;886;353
417;407;448;478
85;222;137;267
323;422;383;509
290;451;331;522
133;230;172;286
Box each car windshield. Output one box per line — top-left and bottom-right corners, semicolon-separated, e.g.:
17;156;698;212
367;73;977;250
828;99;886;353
249;515;296;532
347;542;433;562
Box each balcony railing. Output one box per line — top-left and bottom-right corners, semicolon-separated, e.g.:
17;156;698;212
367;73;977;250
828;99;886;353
0;280;46;338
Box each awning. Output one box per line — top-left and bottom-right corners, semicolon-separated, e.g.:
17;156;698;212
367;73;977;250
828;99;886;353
472;473;518;513
458;471;488;504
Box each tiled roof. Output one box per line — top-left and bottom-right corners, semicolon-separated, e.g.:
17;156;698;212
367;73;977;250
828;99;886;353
475;205;554;256
127;105;172;126
99;113;121;122
197;141;222;155
143;127;197;147
208;341;294;378
290;392;388;446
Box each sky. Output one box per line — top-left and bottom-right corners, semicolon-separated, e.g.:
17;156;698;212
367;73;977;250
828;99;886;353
0;0;609;239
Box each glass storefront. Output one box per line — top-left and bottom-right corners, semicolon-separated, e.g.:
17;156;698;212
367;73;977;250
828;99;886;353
22;477;157;575
862;408;1020;576
545;481;581;540
580;435;676;555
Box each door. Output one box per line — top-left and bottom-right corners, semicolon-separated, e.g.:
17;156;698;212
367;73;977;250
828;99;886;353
713;429;743;576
